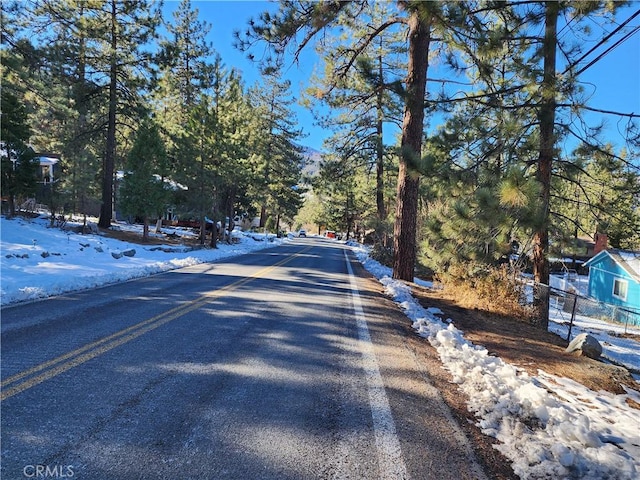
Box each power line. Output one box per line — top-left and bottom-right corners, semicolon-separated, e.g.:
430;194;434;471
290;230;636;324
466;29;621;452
573;25;640;76
562;8;640;75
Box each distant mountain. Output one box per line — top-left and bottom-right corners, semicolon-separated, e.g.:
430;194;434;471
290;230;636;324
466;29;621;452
300;146;323;179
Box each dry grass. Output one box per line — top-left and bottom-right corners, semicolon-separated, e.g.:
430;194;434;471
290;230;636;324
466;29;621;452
411;283;639;396
436;263;534;320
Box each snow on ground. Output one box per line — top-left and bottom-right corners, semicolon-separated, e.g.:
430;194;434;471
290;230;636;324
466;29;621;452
350;242;640;480
0;215;281;306
2;215;639;479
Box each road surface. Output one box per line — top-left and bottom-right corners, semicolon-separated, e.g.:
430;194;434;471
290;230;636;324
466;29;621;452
1;238;486;479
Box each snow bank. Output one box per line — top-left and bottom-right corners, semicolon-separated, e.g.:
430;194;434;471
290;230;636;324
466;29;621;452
350;243;640;480
1;215;284;306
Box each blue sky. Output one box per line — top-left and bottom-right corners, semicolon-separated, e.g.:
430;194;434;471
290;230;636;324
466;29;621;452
161;1;640;154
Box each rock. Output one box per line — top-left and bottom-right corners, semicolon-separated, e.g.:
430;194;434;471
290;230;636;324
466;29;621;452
67;225;84;234
122;248;136;257
41;251;50;258
566;333;602;360
111;251;123;259
95;246;103;253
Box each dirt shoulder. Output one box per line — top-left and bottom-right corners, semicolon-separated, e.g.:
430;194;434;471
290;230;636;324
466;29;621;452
391;281;638;480
410;284;638;395
98;226;202;247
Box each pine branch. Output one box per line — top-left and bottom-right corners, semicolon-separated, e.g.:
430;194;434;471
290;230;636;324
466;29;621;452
330;17;406;85
573;105;640;119
564;124;640;171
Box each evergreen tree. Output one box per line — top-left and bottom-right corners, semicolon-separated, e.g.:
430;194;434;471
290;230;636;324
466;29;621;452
158;0;213;108
180;96;218;245
555;145;640;252
209;63;254;244
172;57;254;246
155;4;250;246
95;0;161;229
35;0;104;221
247;72;304;231
419;1;634;328
313;152;373;240
303;0;405;246
237;0;435;281
0;89;38;216
10;0;163;226
119;119;168;241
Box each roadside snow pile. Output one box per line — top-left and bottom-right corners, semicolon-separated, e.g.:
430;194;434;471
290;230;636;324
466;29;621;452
0;215;283;306
350;243;640;480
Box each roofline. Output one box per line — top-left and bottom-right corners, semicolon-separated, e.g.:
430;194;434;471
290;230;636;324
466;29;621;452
585;249;640;283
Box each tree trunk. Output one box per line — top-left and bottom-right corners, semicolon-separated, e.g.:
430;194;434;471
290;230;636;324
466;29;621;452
227;190;235;243
376;54;386;228
532;1;559;329
210;221;218;249
210;198;218;248
392;8;430;281
98;0;117;229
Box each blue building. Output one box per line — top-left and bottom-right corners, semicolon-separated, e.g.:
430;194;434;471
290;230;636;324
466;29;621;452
584;249;640;317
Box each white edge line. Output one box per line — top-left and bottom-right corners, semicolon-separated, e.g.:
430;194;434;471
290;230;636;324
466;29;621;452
344;250;409;479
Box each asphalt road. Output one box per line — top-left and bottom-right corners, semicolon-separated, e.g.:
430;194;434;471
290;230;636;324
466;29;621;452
1;238;486;480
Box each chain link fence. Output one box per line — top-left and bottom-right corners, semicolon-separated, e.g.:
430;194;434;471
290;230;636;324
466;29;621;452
547;285;640;338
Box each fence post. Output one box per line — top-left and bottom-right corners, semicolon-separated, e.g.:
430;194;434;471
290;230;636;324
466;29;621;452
624;309;629;335
567;293;578;342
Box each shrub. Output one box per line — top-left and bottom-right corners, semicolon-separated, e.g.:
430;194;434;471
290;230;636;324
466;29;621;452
437;262;533;320
369;243;394;268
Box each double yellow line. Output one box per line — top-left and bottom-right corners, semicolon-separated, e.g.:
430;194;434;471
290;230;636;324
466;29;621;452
1;247;312;401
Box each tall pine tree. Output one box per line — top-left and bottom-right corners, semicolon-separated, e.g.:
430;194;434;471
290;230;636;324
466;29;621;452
95;0;161;228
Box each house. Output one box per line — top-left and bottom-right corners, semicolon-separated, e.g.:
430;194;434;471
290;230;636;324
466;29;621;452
0;145;60;184
584;248;640;315
36;155;60;184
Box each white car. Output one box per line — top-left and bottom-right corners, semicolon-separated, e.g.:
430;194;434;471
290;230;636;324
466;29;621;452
298;229;307;237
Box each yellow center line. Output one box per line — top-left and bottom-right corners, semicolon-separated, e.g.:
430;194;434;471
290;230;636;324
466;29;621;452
1;246;313;401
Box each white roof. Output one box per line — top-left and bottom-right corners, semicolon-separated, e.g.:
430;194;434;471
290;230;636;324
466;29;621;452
586;249;640;283
37;157;59;166
617;250;640;279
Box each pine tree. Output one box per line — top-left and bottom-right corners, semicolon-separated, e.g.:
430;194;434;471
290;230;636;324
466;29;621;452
209;63;254;244
556;145;640;251
0;9;36;217
247;71;304;231
303;0;405;246
119;119;168;241
95;0;161;229
4;0;152;223
418;1;634;328
313;152;373;240
31;0;104;221
156;0;213;126
155;3;249;246
0;89;39;216
237;0;436;281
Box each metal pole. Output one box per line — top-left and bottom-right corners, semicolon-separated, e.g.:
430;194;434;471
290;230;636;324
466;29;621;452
567;292;578;341
624;309;629;335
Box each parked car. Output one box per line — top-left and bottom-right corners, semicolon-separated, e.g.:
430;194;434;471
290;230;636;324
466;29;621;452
326;230;336;239
298;229;307;237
